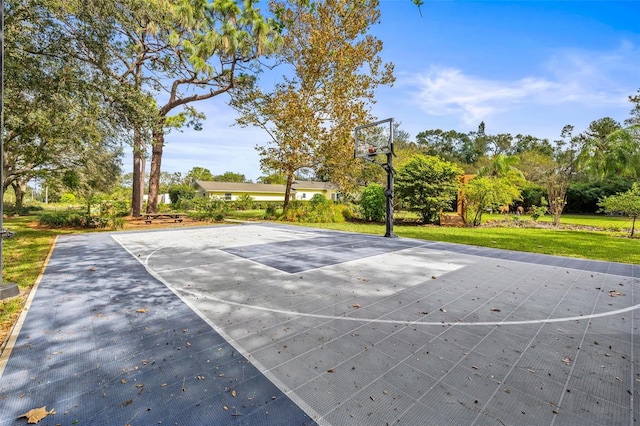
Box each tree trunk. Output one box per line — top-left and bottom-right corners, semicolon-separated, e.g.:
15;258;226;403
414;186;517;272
11;181;27;211
632;216;636;237
146;129;164;214
283;172;295;210
131;128;144;217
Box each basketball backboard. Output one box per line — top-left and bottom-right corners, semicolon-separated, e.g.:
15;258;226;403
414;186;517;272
354;118;393;159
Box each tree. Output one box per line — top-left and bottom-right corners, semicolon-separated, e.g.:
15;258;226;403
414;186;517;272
184;167;214;186
3;1;123;209
61;146;123;214
576;117;632;179
626;88;640;127
49;0;282;214
257;172;287;184
395;155;463;224
463;154;524;226
232;0;394;210
512;134;554;157
598;183;640;237
462;176;522;226
415;129;472;164
213;172;247;183
476;154;524;180
543;125;578;226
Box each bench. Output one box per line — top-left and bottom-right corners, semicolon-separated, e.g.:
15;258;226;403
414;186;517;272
142;213;186;224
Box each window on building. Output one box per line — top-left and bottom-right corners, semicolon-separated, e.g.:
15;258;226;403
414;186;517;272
224;193;232;200
301;193;306;199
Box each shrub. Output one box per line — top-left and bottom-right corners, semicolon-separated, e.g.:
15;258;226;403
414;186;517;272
264;204;278;219
188;196;228;221
396;155;463;224
280;198;344;223
168;184;196;204
235;194;255;210
359;183;386;222
60;193;77;204
38;211;108;228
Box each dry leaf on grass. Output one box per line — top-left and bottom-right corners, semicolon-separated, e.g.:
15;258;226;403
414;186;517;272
18;406;55;424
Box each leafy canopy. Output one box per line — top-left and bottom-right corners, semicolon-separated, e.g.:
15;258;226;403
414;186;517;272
598;183;640;236
395;155;463;224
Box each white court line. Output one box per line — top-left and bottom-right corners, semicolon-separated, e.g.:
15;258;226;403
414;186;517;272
178;287;640;327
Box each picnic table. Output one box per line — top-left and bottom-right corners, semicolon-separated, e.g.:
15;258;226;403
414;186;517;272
142;213;186;224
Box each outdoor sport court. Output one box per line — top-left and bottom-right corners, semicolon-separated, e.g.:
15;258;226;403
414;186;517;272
1;223;638;425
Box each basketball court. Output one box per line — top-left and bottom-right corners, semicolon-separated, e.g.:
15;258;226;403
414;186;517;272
1;223;638;425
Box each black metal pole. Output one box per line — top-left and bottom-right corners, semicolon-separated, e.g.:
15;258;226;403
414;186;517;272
384;152;397;238
0;0;20;299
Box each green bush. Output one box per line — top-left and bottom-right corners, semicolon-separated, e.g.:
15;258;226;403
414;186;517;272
396;155;463;224
566;178;633;214
359;183;386;222
264;204;278;219
38;211;108;228
234;194;255;210
280;198;344;223
60;193;77;204
168;184;195;204
188;196;228;221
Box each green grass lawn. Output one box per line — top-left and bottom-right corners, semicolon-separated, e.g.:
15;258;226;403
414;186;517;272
1;216;75;342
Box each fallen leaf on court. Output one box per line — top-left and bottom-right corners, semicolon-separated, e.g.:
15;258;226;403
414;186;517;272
440;308;447;313
418;311;429;315
609;291;625;297
18;406;55;424
327;369;336;373
490;307;501;312
223;406;229;411
231;390;237;397
352;304;361;308
89;266;96;272
431;276;436;279
561;357;571;364
160;383;167;387
136;308;148;313
120;379;127;384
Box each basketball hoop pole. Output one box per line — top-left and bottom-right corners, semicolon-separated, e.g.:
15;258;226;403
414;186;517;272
384;150;397;238
354;117;397;238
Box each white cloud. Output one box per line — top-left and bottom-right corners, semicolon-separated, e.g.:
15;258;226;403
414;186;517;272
408;43;638;127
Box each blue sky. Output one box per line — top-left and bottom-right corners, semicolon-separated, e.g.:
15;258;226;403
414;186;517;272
157;0;640;182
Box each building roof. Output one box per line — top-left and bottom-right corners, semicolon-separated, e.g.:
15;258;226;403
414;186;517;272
194;181;288;193
292;180;338;191
194;180;338;193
